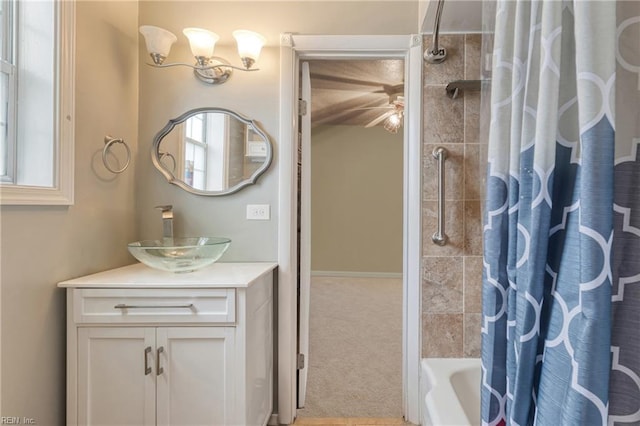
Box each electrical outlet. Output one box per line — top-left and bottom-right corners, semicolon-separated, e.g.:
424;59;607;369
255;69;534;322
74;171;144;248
246;204;270;220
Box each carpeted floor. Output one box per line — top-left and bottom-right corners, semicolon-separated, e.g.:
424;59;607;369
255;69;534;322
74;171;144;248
297;276;403;418
293;417;411;425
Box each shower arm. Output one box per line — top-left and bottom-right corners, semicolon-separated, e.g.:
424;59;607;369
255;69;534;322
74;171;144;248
424;0;447;64
431;0;444;54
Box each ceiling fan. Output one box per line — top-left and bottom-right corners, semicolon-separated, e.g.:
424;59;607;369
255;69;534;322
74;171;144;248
311;75;405;132
335;86;404;133
357;92;405;133
308;62;405;132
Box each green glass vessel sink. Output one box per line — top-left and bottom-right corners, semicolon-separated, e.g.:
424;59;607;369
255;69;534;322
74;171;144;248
128;237;231;273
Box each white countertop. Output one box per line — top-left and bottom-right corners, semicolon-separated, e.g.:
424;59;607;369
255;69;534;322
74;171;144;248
58;262;278;288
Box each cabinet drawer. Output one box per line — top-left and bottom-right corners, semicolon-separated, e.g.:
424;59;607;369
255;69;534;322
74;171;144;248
73;289;236;324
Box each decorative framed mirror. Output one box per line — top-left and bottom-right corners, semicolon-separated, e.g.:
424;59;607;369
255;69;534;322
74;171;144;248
151;107;272;196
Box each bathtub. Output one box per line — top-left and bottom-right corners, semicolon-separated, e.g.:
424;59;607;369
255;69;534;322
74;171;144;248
420;358;481;426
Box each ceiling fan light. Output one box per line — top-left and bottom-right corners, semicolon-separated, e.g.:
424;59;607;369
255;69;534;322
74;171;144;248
383;111;403;133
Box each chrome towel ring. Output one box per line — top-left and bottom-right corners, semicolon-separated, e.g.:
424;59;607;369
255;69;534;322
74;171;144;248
158;151;177;173
102;135;131;174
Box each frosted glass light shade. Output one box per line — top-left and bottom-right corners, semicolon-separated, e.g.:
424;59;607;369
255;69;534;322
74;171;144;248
232;30;266;67
139;26;177;61
383;112;403;133
183;28;219;59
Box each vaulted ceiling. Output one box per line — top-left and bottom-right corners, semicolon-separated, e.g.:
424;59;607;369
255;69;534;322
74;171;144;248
308;59;405;127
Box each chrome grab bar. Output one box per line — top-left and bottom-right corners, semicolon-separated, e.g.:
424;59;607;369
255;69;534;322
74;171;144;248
432;146;449;246
114;303;194;309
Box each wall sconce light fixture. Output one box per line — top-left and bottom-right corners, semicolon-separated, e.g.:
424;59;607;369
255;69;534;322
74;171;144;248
139;25;266;85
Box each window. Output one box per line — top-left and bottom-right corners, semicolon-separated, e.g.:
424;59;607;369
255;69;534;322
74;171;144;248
0;0;74;205
181;113;228;192
184;114;207;190
0;0;16;182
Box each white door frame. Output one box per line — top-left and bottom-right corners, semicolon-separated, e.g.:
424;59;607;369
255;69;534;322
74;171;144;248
278;33;423;425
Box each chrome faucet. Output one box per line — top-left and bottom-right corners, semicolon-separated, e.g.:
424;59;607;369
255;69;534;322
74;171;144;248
155;205;174;239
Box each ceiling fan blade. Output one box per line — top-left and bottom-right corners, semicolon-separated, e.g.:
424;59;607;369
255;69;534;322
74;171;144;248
310;73;390;89
365;110;395;128
344;106;394;112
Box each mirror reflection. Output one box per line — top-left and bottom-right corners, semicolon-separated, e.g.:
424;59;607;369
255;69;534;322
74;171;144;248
152;108;272;195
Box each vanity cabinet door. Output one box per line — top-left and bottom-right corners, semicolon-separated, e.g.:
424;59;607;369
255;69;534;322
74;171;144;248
156;327;236;426
77;327;156;426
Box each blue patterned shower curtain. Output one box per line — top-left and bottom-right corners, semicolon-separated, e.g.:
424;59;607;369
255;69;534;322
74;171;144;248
481;1;640;425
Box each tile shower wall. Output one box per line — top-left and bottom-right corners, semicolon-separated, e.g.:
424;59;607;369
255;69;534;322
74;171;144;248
422;34;483;358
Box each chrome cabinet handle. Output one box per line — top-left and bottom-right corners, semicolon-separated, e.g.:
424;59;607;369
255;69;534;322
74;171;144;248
432;146;449;246
114;303;194;310
144;346;152;375
156;346;164;376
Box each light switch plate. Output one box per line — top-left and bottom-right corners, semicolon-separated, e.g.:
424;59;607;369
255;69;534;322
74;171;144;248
247;204;270;220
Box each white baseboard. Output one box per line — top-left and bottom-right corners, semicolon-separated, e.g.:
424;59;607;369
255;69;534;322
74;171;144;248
267;413;279;425
311;270;403;279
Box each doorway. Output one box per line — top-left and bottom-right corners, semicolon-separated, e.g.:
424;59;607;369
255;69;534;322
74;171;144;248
297;59;405;418
278;34;423;425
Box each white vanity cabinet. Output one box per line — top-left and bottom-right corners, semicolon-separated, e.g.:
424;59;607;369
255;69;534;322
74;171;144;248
76;325;235;426
59;262;277;426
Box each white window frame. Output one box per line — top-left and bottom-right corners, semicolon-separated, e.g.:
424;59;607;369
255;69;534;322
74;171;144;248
183;114;208;190
180;113;230;192
0;0;17;184
204;113;228;192
184;139;207;190
0;0;75;205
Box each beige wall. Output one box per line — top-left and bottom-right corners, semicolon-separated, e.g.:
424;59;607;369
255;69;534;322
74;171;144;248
0;2;140;423
311;125;403;274
421;34;483;358
420;0;483;34
136;1;418;261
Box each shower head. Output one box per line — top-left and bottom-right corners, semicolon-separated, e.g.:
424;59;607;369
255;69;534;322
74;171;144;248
424;0;447;64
